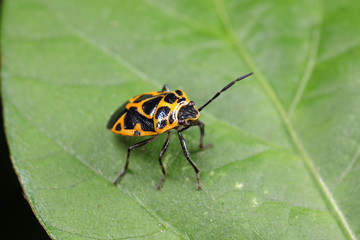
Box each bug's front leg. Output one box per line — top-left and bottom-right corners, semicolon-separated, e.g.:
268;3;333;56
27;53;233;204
113;136;158;185
195;120;211;149
179;121;212;149
177;131;201;190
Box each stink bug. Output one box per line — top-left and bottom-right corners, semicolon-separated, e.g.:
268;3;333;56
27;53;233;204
107;72;253;190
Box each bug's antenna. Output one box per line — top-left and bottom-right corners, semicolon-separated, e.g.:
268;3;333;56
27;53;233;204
198;72;253;112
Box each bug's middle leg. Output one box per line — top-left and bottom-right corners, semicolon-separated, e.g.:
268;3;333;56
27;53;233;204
177;131;202;190
157;131;171;190
113;135;158;185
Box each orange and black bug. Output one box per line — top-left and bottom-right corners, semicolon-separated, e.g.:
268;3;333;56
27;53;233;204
107;72;253;190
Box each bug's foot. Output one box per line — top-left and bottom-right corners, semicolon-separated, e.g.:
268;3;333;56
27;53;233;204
199;143;213;150
113;176;120;185
157;179;164;190
113;171;126;185
157;175;166;190
196;172;202;190
113;178;121;185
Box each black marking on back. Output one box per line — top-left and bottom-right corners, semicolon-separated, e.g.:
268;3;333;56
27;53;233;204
164;93;178;104
155;106;170;130
175;90;183;96
107;101;129;129
123;107;155;132
115;123;122;131
134;130;141;136
169;111;175;124
177;97;186;103
133;94;154;103
142;96;163;116
157;119;168;129
155;106;170;120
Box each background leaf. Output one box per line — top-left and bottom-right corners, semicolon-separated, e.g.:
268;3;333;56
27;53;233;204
2;0;360;239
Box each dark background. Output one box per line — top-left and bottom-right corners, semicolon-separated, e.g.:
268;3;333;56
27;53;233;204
1;105;51;239
1;0;50;238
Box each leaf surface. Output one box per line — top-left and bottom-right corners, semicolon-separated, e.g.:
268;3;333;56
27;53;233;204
2;0;360;239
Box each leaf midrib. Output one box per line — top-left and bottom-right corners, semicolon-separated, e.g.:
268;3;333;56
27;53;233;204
212;0;355;239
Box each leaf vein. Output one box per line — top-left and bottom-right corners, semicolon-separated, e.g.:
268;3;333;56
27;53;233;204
212;0;356;239
43;2;289;150
203;147;272;174
5;97;181;240
131;193;189;240
334;145;360;189
288;25;322;117
143;0;220;37
48;222;165;240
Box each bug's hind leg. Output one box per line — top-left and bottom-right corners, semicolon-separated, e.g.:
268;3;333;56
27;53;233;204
157;131;171;190
113;136;158;185
177;131;202;190
161;85;170;92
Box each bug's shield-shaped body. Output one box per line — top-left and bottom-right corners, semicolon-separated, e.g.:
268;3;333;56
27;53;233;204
107;89;200;136
107;72;253;190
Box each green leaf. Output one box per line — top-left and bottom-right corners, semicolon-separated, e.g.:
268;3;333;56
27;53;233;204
2;0;360;239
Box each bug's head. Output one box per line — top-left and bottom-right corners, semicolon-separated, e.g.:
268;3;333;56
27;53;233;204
178;101;200;125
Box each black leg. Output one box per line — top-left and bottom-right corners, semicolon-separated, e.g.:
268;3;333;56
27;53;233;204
113;136;158;185
161;85;170;92
157;131;171;190
177;131;202;190
196;121;205;149
179;120;212;149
